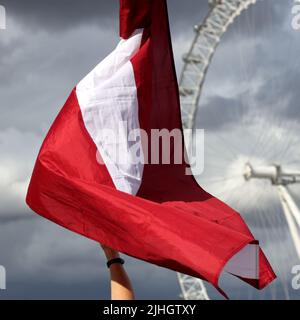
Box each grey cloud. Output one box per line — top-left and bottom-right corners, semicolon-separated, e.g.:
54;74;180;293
224;0;287;40
196;95;246;130
1;0;209;32
255;65;300;120
1;0;118;30
0;22;118;133
0;214;36;224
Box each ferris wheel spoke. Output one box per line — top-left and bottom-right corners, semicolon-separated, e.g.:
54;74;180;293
203;174;241;184
210;181;246;201
204;143;236;162
258;205;292;300
252;205;278;299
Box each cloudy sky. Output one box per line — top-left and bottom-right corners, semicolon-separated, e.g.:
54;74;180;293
0;0;300;300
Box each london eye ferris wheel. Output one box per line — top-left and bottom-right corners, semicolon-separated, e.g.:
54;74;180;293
177;0;300;300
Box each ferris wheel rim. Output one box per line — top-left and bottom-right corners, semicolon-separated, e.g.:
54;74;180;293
179;0;257;131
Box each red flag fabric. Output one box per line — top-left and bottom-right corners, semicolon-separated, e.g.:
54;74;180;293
26;0;276;297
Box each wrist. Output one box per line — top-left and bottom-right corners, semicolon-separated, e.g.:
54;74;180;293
104;248;120;260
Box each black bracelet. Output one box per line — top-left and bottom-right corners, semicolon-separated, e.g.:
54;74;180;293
106;257;125;268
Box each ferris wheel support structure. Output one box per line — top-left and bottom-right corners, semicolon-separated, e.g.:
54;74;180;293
243;163;300;259
277;185;300;259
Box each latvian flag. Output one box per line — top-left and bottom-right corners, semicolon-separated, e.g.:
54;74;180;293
26;0;276;297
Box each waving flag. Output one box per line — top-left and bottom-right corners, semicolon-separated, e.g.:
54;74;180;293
26;0;275;297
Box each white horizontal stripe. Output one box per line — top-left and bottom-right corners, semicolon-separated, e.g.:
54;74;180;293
76;29;144;195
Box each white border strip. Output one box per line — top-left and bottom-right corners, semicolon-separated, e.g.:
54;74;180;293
224;244;259;279
76;30;144;195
